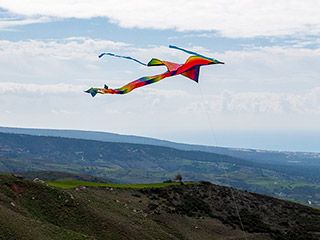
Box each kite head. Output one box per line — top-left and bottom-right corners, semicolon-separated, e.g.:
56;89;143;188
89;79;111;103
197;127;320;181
169;45;224;64
208;58;224;65
192;55;224;65
85;88;99;97
197;56;224;65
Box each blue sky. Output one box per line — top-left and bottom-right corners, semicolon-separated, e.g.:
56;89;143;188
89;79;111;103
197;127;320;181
0;1;320;152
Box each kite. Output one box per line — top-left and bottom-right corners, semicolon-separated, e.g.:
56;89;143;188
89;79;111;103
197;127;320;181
85;45;224;97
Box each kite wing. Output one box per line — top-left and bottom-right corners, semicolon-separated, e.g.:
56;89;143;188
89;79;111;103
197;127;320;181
181;67;200;82
148;58;182;72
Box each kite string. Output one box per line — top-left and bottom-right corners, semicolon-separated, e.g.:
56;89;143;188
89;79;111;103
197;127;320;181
197;84;248;240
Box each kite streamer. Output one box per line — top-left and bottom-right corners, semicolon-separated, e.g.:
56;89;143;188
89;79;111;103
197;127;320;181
98;52;147;66
85;46;224;97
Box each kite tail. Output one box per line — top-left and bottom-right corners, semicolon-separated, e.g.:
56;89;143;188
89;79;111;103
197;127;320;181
98;52;147;66
84;87;101;97
169;45;224;64
85;72;171;96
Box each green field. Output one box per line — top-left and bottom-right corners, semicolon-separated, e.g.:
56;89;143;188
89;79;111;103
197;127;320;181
46;180;194;189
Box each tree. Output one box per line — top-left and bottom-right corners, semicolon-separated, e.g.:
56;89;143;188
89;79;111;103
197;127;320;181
174;174;183;185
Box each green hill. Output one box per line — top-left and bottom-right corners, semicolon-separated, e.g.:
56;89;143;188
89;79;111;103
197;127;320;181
1;132;320;208
1;173;320;239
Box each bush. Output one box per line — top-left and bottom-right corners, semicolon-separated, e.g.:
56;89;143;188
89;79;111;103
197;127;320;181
163;180;172;183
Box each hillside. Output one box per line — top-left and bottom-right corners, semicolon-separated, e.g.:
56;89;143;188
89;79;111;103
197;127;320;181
17;171;113;183
1;126;319;168
0;132;320;208
1;173;320;240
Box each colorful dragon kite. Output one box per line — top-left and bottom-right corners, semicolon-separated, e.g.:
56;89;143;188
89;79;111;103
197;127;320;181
85;45;224;97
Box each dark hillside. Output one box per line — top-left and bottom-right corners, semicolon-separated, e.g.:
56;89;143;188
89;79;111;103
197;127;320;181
140;183;320;239
1;174;320;239
0;132;263;179
1;126;319;168
1;132;318;181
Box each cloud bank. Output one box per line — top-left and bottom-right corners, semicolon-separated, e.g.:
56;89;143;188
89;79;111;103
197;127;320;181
192;88;320;115
1;80;319;116
1;0;320;38
0;82;86;94
0;37;319;140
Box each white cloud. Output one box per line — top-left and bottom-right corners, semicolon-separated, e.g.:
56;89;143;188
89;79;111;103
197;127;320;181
0;16;51;31
0;38;131;85
0;37;129;60
213;45;320;89
0;0;320;38
0;82;86;94
184;88;320;115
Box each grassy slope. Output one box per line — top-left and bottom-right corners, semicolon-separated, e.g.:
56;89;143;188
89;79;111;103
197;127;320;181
0;174;91;239
45;181;192;189
0;174;257;240
1;174;320;240
46;177;320;206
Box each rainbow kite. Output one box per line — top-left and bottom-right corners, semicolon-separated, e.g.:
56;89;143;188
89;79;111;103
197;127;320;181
85;45;224;96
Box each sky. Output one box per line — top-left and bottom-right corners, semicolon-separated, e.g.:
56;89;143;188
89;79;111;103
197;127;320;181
0;0;320;152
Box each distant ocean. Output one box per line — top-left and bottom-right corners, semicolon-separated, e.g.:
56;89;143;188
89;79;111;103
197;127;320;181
165;130;320;153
